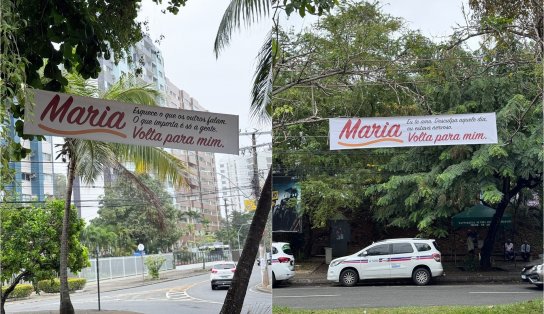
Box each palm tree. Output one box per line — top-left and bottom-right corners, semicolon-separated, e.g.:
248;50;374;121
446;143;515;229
57;74;189;313
213;1;273;313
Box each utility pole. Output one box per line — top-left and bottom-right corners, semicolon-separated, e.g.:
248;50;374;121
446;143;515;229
223;198;230;248
239;130;271;202
251;132;260;200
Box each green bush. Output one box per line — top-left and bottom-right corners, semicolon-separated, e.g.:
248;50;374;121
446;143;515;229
68;278;86;291
1;284;33;299
145;255;166;279
37;278;86;293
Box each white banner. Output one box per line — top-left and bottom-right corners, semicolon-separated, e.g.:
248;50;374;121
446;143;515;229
24;89;239;154
330;113;497;150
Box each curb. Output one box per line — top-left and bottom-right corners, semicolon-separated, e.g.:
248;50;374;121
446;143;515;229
291;276;522;286
255;284;272;294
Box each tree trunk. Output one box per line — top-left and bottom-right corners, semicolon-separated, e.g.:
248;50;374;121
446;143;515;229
302;213;313;259
60;151;75;314
479;200;509;269
220;169;271;314
480;178;527;270
1;271;29;314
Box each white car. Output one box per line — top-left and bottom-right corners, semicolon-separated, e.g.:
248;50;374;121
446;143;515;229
271;242;295;286
210;261;236;290
327;238;444;286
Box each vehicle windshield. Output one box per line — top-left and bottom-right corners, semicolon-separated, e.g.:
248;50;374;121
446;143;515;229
214;263;235;269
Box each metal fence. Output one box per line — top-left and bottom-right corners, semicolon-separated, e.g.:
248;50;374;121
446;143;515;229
173;250;230;266
73;253;174;282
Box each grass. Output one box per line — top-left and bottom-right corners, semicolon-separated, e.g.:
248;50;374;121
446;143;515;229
273;298;543;314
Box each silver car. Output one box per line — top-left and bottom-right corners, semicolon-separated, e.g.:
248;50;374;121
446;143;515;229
521;262;543;288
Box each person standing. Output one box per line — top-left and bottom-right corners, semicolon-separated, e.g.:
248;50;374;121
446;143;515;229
467;229;475;255
504;239;514;261
520;240;531;262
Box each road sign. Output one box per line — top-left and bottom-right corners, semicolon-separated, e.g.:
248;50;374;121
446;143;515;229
138;243;144;251
244;199;256;211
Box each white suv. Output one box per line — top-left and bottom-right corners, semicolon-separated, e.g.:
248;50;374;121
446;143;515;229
271;242;295;286
327;238;444;286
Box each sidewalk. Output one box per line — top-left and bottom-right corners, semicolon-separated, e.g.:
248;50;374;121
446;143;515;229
291;258;529;285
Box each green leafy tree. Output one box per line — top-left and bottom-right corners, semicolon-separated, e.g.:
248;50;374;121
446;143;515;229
272;1;425;255
0;199;88;314
272;1;542;269
215;210;254;249
93;173;183;254
81;224;118;256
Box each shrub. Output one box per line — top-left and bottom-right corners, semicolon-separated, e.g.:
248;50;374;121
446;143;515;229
1;284;33;299
68;278;87;291
37;279;60;293
37;278;87;293
145;255;166;279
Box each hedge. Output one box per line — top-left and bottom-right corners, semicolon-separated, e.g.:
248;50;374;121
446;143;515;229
37;278;86;293
1;284;33;299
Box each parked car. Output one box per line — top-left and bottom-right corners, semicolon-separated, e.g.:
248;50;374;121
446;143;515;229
327;238;444;287
210;261;236;290
521;260;543;288
272;242;295;286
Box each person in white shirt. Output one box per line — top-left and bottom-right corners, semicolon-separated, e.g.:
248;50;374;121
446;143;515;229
520;240;531;262
504;239;514;261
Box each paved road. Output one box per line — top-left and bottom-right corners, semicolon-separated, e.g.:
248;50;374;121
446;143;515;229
273;283;543;309
7;266;271;314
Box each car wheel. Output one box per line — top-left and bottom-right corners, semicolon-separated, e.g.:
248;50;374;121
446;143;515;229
211;284;216;290
536;284;543;289
272;272;277;287
340;269;358;287
412;267;431;286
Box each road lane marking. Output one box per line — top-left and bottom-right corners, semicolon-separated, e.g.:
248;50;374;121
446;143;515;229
166;280;223;304
274;294;339;298
469;292;533;294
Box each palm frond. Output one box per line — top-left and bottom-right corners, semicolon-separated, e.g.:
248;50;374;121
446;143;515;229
64;72;100;98
250;32;272;123
112;144;190;189
102;74;163;105
214;0;271;57
73;139;116;184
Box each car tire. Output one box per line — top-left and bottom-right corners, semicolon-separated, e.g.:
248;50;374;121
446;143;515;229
211;284;216;290
340;269;358;287
412;267;431;286
272;272;277;287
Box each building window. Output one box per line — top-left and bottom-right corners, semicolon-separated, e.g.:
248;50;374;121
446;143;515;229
43;174;52;184
21;194;32;201
22;172;33;181
42;152;52;161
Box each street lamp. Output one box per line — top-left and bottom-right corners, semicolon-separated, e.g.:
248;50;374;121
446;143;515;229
237;223;251;252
